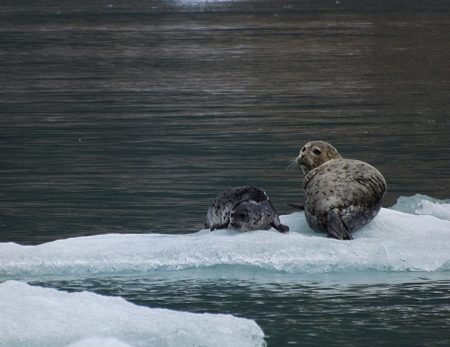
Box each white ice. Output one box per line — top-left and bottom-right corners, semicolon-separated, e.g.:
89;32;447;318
0;281;265;347
391;194;450;220
414;200;450;221
1;196;450;277
66;338;133;347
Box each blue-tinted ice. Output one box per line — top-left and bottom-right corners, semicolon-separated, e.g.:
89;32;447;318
1;196;450;278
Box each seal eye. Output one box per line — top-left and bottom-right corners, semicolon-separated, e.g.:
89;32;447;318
313;148;321;155
238;213;246;218
301;147;306;152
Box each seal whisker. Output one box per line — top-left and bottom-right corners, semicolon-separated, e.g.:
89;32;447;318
287;160;300;172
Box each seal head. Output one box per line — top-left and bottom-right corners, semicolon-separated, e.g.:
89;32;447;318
230;200;289;233
296;140;342;175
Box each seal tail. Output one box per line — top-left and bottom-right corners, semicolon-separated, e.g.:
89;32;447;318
327;209;353;240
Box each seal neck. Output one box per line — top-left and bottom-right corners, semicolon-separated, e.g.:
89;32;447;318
303;168;318;188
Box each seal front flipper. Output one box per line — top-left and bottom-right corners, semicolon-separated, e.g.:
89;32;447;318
271;222;289;233
288;202;304;210
288;196;305;210
327;209;353;240
270;213;289;233
210;221;229;231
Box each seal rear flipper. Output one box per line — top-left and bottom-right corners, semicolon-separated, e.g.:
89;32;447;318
327;209;353;240
270;222;289;233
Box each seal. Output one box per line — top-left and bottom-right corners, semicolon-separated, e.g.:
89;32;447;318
294;141;386;240
205;186;289;233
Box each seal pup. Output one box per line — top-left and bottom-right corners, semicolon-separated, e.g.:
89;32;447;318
294;141;386;240
205;186;289;233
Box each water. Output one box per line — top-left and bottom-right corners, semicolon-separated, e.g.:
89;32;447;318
1;0;450;346
28;273;450;346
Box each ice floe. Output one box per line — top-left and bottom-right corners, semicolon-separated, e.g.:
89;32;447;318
0;281;265;347
66;337;133;347
1;196;450;277
391;194;450;220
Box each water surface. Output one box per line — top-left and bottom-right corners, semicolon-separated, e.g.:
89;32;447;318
29;272;450;346
1;0;449;243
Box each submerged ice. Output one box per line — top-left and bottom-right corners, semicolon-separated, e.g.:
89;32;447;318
1;196;450;277
0;281;265;347
391;194;450;221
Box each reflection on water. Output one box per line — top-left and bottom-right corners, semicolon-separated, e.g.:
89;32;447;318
1;1;449;244
31;273;450;346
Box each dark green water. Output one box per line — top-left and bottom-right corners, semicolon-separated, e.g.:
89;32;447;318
1;0;449;244
1;0;450;346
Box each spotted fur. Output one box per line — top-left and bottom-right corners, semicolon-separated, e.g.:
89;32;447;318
205;186;289;233
295;141;386;240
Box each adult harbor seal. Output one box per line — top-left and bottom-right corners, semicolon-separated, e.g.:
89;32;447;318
294;141;386;240
205;186;289;233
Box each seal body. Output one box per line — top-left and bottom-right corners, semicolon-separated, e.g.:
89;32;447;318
296;141;386;240
205;186;289;233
